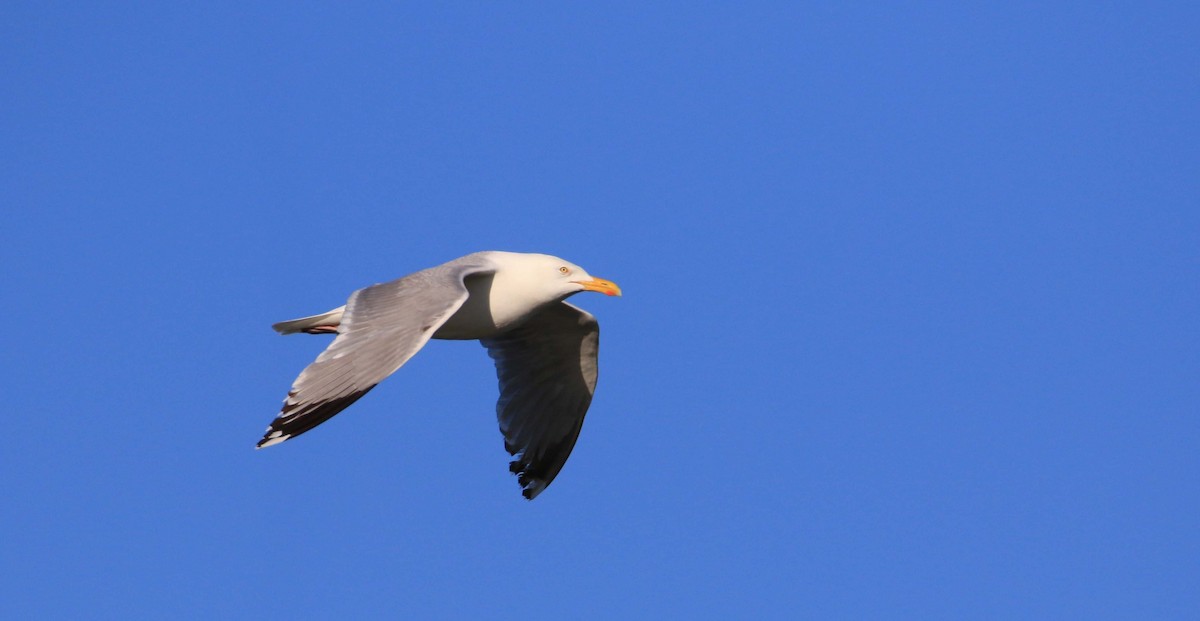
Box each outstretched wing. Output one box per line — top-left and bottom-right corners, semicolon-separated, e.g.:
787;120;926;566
481;302;600;499
258;258;495;448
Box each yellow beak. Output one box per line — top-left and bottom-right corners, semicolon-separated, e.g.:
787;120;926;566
575;277;622;297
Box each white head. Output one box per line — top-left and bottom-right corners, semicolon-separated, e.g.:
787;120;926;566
486;251;622;303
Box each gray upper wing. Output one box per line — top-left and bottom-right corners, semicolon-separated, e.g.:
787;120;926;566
480;302;600;499
258;257;495;448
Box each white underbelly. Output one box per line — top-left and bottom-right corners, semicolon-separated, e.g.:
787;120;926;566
432;272;542;340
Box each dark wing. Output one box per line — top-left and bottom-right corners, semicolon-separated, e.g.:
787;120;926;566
480;302;600;499
258;259;495;448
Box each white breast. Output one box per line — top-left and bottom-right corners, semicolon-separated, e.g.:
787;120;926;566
433;270;551;340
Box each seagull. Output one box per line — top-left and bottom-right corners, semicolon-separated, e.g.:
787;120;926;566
258;251;621;499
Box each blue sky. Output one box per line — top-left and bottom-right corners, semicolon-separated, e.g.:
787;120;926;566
2;3;1197;619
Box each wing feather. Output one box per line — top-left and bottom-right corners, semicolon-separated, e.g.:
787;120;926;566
481;302;600;499
258;257;495;448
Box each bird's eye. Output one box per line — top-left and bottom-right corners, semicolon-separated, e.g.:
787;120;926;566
559;266;570;274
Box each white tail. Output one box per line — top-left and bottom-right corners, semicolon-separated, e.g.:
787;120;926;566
271;306;346;335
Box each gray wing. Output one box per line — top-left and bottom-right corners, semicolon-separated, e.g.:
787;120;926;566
258;257;495;448
480;302;600;499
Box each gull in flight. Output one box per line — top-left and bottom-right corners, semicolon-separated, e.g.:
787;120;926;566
258;251;621;499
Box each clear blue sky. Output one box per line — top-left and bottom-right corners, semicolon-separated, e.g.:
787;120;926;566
2;3;1196;619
